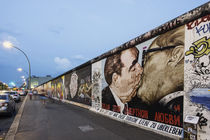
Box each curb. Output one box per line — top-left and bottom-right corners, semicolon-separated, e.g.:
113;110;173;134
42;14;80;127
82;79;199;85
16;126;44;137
4;95;28;140
63;100;90;110
51;97;91;110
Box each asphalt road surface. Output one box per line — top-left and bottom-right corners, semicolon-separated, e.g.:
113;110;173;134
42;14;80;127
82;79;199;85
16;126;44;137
0;96;25;139
14;96;173;140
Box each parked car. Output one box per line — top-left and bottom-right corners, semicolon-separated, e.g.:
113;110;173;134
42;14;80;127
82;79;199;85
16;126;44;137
0;92;16;116
18;91;26;96
4;91;21;102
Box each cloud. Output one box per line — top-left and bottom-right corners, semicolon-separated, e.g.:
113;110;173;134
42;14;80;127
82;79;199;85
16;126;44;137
0;23;21;37
49;29;61;35
72;54;89;61
54;57;71;71
0;28;21;36
48;26;64;35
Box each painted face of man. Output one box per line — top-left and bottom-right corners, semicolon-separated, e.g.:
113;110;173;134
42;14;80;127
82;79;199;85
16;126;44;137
138;42;170;105
114;48;143;103
138;33;185;105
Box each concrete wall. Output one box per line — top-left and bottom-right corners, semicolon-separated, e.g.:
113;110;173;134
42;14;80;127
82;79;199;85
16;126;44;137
184;14;210;139
36;2;210;139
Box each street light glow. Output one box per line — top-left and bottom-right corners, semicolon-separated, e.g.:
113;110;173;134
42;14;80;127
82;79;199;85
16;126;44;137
9;81;16;87
2;41;13;48
17;68;23;72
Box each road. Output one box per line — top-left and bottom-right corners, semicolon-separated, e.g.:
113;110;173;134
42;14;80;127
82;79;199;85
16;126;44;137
0;96;25;139
14;96;173;140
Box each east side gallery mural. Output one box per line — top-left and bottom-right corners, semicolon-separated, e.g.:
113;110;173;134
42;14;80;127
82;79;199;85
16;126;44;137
64;65;92;106
39;11;210;139
99;26;185;128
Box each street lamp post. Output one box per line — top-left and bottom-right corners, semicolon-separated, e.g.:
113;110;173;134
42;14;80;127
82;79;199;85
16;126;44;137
2;41;31;90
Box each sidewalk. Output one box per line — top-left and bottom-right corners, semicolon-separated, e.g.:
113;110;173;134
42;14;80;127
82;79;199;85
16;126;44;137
11;95;173;140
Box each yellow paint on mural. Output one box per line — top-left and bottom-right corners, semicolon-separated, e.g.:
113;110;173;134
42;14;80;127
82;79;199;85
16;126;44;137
185;37;210;58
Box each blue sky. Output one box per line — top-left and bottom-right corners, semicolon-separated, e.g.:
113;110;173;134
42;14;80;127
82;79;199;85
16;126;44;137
0;0;209;87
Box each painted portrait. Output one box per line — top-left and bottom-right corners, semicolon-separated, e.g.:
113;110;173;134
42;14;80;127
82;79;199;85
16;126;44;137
55;76;64;100
64;65;92;106
102;26;185;127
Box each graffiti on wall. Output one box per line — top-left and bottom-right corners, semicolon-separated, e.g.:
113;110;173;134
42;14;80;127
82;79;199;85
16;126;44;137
186;14;210;35
55;76;65;100
46;82;51;96
91;61;103;109
70;72;78;99
184;14;210;139
101;26;184;128
185;16;210;110
34;5;210;138
186;37;210;77
51;80;56;98
64;65;92;106
196;112;208;129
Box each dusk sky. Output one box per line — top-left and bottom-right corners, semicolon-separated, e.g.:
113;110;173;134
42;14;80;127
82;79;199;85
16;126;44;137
0;0;208;87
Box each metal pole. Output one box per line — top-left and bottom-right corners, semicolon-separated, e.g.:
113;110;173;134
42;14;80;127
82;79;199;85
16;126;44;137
12;46;31;90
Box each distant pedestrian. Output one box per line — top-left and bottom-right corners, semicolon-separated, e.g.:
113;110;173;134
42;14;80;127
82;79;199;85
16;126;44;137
40;93;47;105
29;90;33;100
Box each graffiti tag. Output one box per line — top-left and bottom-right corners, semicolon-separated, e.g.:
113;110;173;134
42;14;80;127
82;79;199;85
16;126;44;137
195;69;210;76
196;113;208;129
196;23;210;36
185;37;210;58
186;15;210;30
190;79;210;89
92;70;101;83
193;56;210;75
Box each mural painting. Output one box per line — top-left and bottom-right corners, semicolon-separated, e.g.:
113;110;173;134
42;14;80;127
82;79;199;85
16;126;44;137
64;65;92;106
37;85;44;94
51;80;56;98
43;83;48;95
184;14;210;139
34;4;210;139
46;82;51;97
101;26;184;130
55;76;65;100
64;73;71;100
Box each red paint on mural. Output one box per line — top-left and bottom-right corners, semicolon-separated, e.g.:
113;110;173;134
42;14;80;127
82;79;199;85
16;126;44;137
154;112;181;126
186;14;210;30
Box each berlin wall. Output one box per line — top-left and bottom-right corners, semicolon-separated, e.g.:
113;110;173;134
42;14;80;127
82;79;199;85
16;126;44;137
36;2;210;139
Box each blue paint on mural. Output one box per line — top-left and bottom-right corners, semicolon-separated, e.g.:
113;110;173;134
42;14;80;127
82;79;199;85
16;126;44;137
189;88;210;110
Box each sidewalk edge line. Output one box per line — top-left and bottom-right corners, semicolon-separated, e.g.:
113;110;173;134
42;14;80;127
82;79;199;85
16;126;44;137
5;95;28;140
